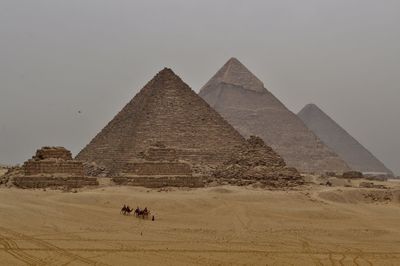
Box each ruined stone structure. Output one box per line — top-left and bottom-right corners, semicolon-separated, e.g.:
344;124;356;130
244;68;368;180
199;58;350;174
13;147;98;188
213;136;303;187
77;68;298;187
298;103;393;176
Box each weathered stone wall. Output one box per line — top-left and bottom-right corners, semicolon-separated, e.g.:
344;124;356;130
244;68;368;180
24;160;84;176
122;162;192;176
14;176;98;188
113;176;203;188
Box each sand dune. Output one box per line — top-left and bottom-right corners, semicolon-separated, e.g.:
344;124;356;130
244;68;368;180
0;183;399;265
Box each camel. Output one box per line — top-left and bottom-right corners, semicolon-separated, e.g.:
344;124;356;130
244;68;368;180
120;205;133;215
135;207;150;219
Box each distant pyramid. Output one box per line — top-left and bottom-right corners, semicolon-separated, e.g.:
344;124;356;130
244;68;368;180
77;68;285;178
298;104;393;176
199;58;350;173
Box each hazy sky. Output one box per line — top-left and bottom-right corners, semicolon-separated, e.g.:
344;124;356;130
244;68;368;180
1;0;399;174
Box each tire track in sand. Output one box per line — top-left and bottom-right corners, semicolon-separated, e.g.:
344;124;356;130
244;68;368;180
0;234;45;265
0;226;109;266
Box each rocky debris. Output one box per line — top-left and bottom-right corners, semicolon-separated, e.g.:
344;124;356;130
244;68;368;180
83;162;110;177
341;171;363;179
212;136;304;188
199;57;350;174
362;191;392;202
1;166;23;187
359;182;388;189
324;171;338;177
364;175;388;182
318;177;352;188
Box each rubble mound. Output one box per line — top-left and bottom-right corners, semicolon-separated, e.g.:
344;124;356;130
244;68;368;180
319;189;399;204
83;162;110;177
1;166;23;187
359;182;388;189
212;136;304;188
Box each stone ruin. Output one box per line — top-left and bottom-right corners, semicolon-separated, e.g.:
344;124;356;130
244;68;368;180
13;147;98;189
24;147;82;176
77;68;303;188
212;136;304;188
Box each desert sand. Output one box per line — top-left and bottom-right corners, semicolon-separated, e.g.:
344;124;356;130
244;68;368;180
0;181;399;265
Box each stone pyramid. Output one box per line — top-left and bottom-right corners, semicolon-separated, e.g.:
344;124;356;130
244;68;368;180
199;58;350;173
77;68;283;177
298;104;393;176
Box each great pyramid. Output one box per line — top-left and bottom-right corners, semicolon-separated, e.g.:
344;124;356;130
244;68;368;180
76;68;291;185
298;103;393;176
199;58;350;173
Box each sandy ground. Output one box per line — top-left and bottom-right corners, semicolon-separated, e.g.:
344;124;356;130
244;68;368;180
0;181;399;265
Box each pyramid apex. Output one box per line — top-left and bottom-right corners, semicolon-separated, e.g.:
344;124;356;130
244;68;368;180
304;103;319;110
227;57;240;64
157;67;176;77
200;57;265;94
301;103;326;115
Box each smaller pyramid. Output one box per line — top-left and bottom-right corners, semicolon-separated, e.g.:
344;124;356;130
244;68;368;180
12;147;98;188
298;104;393;176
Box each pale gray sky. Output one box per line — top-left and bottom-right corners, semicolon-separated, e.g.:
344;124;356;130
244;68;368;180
0;0;399;174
